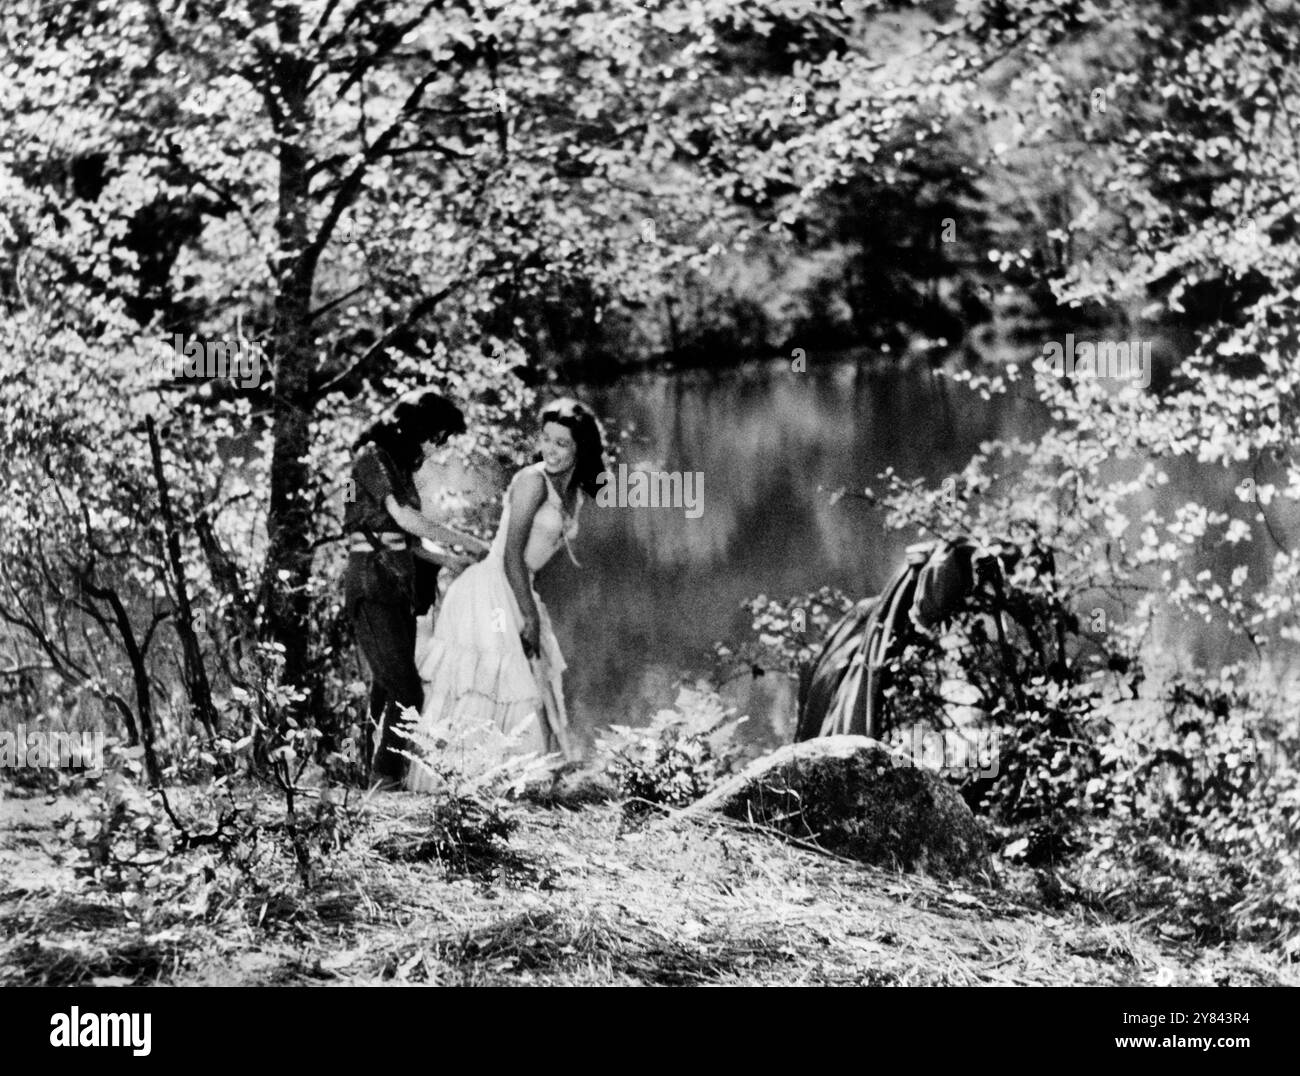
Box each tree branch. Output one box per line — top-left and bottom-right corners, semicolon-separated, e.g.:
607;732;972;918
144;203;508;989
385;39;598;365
310;278;462;398
310;0;446;97
309;283;367;322
147;415;219;737
301;66;443;278
0;663;53;679
76;569;163;786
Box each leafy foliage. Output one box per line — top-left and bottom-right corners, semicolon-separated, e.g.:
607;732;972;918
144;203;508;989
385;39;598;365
1069;675;1300;950
400;709;556;801
596;685;748;815
728;585;855;673
63;758;358;933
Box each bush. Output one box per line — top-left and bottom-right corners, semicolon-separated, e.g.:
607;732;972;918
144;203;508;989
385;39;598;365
1069;674;1300;950
399;710;556;801
63;763;355;934
596;686;749;815
386;711;558;873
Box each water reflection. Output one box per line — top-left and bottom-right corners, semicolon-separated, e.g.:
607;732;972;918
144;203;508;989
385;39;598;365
423;354;1294;750
539;356;1046;750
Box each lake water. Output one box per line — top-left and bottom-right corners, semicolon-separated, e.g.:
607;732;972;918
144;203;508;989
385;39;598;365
422;350;1291;754
537;355;1049;750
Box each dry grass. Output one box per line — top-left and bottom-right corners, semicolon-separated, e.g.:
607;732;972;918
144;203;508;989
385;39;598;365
1;785;1296;987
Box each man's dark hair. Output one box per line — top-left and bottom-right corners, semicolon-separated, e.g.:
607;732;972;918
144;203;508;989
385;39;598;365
355;390;466;475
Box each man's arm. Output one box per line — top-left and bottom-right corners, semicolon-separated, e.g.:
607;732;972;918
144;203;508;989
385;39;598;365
412;542;476;570
385;495;490;554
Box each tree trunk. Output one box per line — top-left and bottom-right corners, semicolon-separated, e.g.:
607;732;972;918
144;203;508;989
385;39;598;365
259;10;316;700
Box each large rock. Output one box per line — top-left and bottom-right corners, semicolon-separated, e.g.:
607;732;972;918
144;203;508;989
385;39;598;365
683;735;993;883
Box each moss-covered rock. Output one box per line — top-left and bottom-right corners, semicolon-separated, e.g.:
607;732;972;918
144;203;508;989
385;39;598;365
684;735;993;883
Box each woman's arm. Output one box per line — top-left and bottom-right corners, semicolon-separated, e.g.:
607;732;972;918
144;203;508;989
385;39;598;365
384;496;490;554
502;468;547;657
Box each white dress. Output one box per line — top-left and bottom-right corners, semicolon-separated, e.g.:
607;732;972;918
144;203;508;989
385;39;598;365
405;463;581;790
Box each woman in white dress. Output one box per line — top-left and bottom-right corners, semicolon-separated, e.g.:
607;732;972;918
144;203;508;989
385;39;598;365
405;398;606;788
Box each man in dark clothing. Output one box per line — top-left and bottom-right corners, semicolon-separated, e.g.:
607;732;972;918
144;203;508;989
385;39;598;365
343;392;487;786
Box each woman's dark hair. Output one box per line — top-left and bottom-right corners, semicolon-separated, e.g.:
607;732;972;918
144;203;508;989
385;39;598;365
537;397;606;497
354;389;466;475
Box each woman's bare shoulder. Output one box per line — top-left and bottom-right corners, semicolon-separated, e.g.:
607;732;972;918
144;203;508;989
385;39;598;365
508;464;547;502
